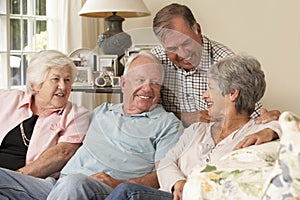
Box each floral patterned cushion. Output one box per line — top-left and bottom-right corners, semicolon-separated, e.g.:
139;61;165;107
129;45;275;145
183;111;300;200
183;142;279;200
263;112;300;200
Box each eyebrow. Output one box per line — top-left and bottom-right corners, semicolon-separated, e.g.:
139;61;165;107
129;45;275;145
48;73;71;78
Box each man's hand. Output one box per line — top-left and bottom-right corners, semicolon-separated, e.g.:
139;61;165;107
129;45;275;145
92;171;159;189
234;128;278;150
256;108;281;124
198;110;211;123
90;172;124;189
173;180;186;200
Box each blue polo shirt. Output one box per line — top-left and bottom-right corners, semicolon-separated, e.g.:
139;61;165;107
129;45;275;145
61;103;183;180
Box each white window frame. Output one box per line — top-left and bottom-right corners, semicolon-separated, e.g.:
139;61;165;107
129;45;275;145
0;0;59;89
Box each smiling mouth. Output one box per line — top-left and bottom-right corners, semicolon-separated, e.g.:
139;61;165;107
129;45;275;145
185;56;192;61
207;102;214;108
55;93;65;97
180;56;192;65
137;95;152;99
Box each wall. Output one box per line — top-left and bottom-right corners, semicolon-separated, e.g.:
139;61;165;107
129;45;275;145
123;0;300;115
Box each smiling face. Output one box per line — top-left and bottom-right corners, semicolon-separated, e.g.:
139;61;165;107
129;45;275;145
32;66;72;111
121;56;163;114
203;79;226;121
162;17;202;70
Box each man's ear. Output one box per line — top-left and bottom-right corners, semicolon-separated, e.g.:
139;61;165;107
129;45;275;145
230;89;240;101
120;76;127;94
120;76;126;90
196;23;202;35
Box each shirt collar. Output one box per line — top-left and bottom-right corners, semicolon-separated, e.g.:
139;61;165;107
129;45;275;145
110;103;163;119
41;107;64;116
18;92;33;110
18;93;64;116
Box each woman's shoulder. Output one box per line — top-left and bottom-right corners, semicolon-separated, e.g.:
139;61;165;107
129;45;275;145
186;122;211;133
181;122;211;141
0;89;28;103
247;119;281;137
65;101;90;115
0;89;25;96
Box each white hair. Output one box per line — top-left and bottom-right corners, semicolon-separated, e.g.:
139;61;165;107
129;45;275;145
26;50;77;93
123;51;162;76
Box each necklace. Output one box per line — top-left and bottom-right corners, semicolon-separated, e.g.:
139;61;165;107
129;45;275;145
19;122;30;147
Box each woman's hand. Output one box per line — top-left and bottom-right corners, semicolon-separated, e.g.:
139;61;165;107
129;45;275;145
234;128;277;149
287;197;300;200
235;108;281;150
173;180;186;200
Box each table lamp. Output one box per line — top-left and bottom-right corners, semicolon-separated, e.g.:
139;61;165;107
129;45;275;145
79;0;151;61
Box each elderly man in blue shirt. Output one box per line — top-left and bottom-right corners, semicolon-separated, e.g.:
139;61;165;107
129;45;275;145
0;51;184;200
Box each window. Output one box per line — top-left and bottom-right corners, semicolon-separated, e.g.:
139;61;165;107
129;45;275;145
0;0;48;88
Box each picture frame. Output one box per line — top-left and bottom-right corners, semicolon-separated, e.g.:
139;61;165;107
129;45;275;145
124;44;157;58
93;71;121;87
69;48;98;69
112;76;121;87
73;67;93;86
97;55;118;76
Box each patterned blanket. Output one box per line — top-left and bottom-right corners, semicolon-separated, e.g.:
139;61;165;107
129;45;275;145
183;111;300;200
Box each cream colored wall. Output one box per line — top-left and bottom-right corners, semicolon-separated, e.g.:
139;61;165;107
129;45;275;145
123;0;300;116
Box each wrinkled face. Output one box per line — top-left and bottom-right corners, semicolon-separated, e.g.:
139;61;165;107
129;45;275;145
162;17;202;70
33;66;72;109
203;79;226;120
121;57;163;114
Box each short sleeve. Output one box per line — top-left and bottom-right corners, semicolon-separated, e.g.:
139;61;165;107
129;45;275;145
57;103;90;143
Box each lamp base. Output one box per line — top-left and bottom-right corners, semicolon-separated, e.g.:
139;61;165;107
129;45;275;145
98;13;132;76
98;32;132;57
98;13;132;57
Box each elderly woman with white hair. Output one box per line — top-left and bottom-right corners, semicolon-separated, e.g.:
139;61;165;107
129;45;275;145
0;50;89;178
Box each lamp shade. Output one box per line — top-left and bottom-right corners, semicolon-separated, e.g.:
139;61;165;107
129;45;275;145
79;0;151;18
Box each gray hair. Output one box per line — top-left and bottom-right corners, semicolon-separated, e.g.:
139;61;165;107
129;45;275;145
26;50;77;93
153;3;197;41
123;51;163;77
208;55;266;115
